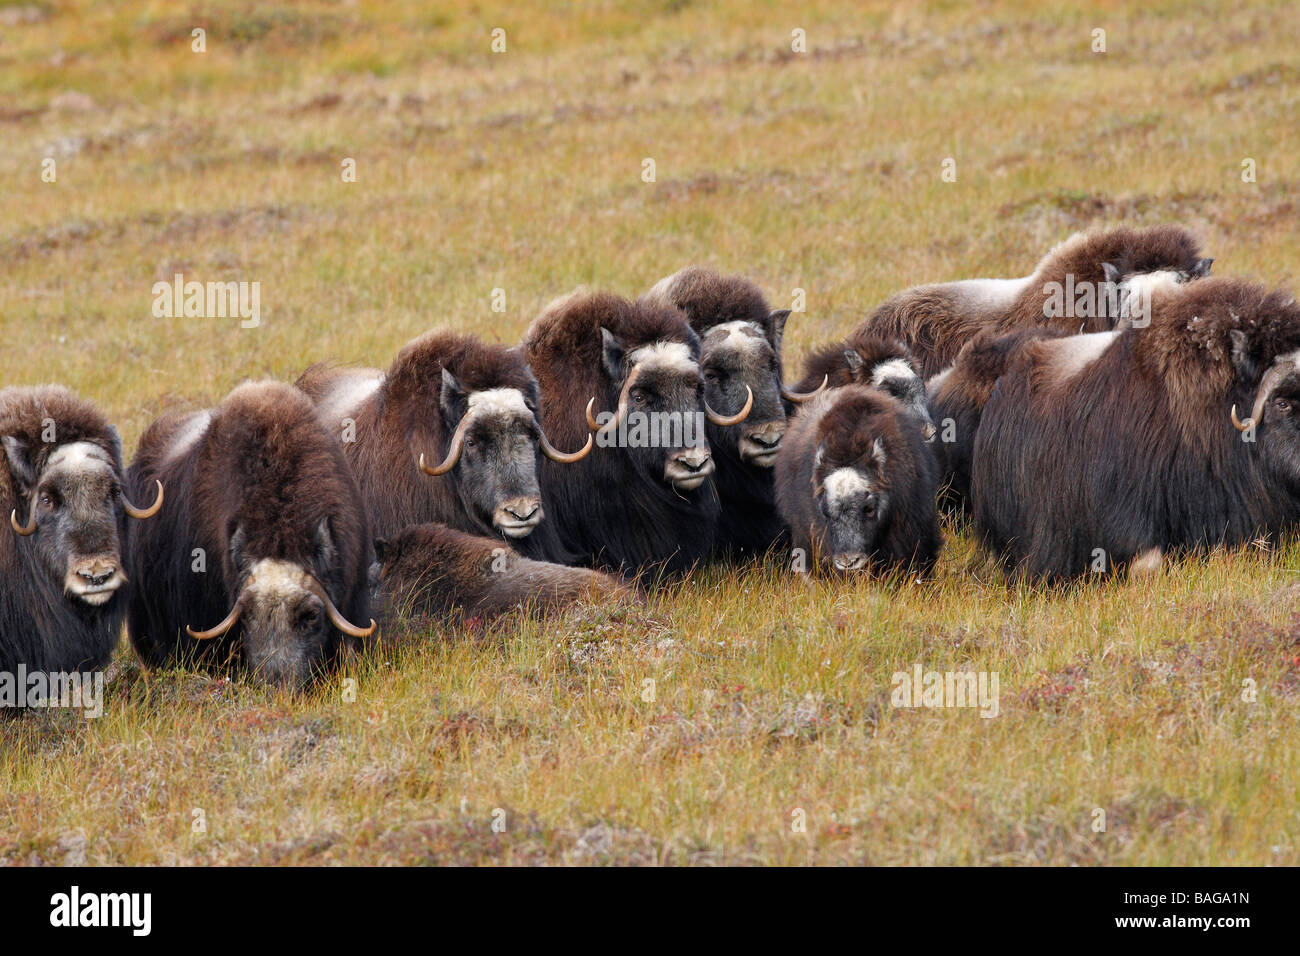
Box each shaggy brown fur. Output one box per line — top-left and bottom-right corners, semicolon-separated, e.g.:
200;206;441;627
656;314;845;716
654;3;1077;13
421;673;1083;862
972;276;1300;580
862;225;1211;376
372;522;635;631
792;330;922;394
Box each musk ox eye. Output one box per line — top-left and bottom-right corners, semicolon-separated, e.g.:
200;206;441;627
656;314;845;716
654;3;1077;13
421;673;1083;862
703;369;721;385
863;500;877;519
1275;397;1293;414
297;606;321;630
39;493;56;511
631;389;648;406
463;435;477;448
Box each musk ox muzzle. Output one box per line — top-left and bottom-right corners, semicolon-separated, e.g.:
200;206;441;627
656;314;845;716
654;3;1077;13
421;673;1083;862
665;447;715;489
494;496;544;537
738;419;786;466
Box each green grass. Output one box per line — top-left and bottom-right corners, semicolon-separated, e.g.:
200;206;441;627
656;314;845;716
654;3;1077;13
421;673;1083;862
2;0;1299;865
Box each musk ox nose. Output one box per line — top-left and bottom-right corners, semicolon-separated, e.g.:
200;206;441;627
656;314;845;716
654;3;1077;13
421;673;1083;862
665;449;714;490
66;556;124;606
832;552;869;572
495;497;544;538
739;421;786;466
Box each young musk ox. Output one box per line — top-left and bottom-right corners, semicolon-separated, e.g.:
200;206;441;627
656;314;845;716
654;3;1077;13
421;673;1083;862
643;267;825;558
1;386;162;681
371;522;635;630
791;330;935;438
125;382;375;688
972;277;1300;581
860;225;1214;377
775;385;941;575
521;289;752;576
296;331;589;561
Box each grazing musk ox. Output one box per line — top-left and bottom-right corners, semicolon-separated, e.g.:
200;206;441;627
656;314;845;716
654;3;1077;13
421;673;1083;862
296;331;589;561
775;385;941;574
643;267;824;557
521;289;751;576
372;522;635;630
972;277;1300;581
126;382;375;687
861;225;1213;377
1;386;162;680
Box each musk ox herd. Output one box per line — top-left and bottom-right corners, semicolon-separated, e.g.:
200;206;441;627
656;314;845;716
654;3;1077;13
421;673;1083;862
5;223;1300;694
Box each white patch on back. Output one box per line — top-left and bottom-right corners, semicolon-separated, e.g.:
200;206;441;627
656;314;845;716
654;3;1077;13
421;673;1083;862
628;341;698;376
467;387;531;420
164;411;212;464
246;558;311;602
318;372;382;424
1044;330;1121;380
947;276;1035;311
926;366;953;399
822;466;875;502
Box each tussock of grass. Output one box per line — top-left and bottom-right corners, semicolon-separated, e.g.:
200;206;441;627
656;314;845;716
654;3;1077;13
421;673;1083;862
2;0;1299;865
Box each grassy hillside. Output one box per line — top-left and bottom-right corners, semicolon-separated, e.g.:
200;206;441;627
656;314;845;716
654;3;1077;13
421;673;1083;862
2;0;1298;864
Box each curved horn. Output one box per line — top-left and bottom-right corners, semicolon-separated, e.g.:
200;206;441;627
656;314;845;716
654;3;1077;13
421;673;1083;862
123;480;164;520
782;374;828;404
584;398;601;431
10;499;37;536
418;412;475;477
187;602;242;640
537;420;593;464
705;385;753;427
592;366;641;439
1231;363;1291;433
309;578;376;639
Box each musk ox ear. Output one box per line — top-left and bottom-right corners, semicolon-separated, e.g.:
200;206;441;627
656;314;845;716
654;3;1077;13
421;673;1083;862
1102;262;1123;286
314;518;337;568
439;368;467;421
600;327;626;380
2;435;35;492
767;309;791;353
871;437;887;469
367;559;383;590
1229;329;1256;376
229;524;248;570
843;350;865;372
105;425;125;468
1191;257;1214;278
372;537;390;563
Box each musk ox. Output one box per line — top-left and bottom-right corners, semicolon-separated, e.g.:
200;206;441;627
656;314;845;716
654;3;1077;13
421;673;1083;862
126;381;375;687
861;225;1213;377
372;522;634;629
776;385;941;574
643;267;824;557
1;386;162;681
296;331;588;561
521;288;751;576
791;330;935;437
972;277;1300;581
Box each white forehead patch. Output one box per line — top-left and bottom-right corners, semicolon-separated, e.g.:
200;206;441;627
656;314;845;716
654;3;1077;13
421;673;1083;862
466;387;531;419
1045;330;1120;380
870;358;919;389
46;441;113;475
164;411;212;464
1122;269;1185;304
708;320;769;356
628;341;698;376
822;466;875;501
246;559;311;602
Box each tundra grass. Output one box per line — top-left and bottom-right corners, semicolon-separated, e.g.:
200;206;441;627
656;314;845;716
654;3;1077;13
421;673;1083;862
1;0;1299;865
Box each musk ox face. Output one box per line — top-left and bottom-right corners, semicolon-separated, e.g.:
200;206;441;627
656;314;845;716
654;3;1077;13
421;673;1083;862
4;436;159;608
700;320;786;467
832;350;935;440
597;329;721;491
189;520;374;688
1231;343;1300;488
812;438;889;571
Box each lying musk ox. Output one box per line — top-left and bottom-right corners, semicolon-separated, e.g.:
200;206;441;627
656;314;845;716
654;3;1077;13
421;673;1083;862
126;382;375;687
972;277;1300;581
643;267;824;557
1;386;162;680
861;225;1214;377
372;522;634;630
521;289;751;575
296;331;588;561
775;385;941;574
791;330;935;437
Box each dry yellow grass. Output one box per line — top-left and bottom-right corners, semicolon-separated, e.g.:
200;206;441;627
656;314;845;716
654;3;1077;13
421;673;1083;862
2;0;1299;864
